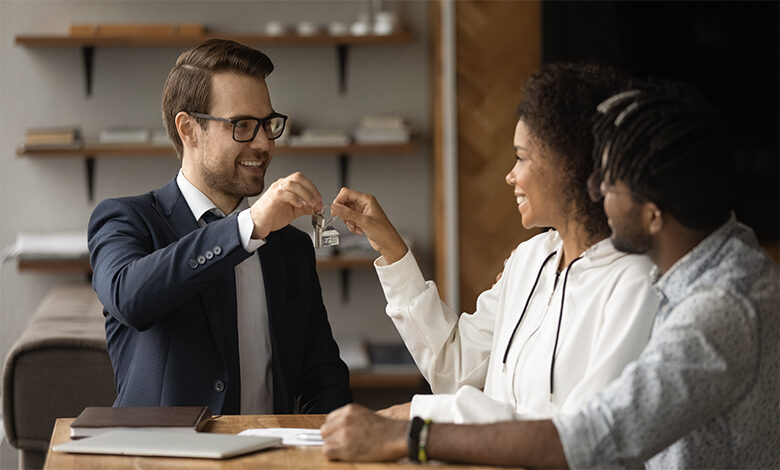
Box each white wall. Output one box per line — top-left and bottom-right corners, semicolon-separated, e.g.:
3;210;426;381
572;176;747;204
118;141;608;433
0;0;430;387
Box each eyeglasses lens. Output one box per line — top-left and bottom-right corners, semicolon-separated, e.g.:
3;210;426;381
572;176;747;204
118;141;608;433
233;120;256;142
264;116;286;139
233;117;286;142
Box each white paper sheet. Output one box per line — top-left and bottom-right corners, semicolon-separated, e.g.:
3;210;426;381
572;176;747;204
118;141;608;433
237;428;323;446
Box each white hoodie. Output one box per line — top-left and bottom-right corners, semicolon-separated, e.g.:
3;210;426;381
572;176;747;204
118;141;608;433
375;230;659;423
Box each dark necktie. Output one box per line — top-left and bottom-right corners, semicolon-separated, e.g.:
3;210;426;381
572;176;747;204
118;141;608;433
201;210;223;225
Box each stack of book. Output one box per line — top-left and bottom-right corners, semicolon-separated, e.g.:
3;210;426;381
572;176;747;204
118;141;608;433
23;128;82;149
288;128;350;147
353;115;411;144
99;128;150;145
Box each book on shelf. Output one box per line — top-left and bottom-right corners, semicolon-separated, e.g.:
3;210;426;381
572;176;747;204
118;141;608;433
99;128;150;144
288;128;350;147
70;406;212;439
69;23;205;38
0;231;88;264
23;127;82;148
336;337;420;374
358;114;407;130
353;114;411;144
151;130;172;146
353;128;410;144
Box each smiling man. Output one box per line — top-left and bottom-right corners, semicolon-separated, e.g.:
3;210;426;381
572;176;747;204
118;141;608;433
320;81;779;468
88;39;351;415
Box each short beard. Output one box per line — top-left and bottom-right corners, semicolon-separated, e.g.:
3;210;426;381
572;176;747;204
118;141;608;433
610;205;653;254
203;167;265;200
199;145;268;200
611;230;652;254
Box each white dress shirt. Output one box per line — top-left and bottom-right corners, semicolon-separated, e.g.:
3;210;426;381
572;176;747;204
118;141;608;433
176;170;273;414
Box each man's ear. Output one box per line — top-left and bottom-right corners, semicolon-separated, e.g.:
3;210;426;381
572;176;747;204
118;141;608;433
645;201;664;235
175;111;199;149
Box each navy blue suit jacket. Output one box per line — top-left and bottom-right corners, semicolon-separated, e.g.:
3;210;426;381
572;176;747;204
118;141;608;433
88;177;351;414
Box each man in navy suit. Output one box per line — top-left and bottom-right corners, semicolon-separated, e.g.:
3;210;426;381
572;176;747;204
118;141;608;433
88;39;351;415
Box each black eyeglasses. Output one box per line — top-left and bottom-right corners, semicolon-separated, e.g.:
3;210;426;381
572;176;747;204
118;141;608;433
187;111;288;142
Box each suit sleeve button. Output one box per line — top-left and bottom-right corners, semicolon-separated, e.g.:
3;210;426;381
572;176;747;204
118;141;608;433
205;250;214;260
189;259;198;269
213;380;225;392
213;246;222;255
197;255;206;264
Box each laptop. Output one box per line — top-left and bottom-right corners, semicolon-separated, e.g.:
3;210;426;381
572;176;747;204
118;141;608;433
53;429;282;459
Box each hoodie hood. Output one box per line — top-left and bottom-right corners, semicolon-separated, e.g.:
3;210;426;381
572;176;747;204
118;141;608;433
538;230;637;272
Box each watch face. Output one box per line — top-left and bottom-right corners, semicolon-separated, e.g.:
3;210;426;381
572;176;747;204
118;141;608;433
407;416;425;462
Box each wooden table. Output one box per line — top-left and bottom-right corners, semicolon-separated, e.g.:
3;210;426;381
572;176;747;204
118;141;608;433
45;415;521;469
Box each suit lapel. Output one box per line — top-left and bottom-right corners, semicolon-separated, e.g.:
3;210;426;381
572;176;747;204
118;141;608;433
152;177;199;239
151;177;228;367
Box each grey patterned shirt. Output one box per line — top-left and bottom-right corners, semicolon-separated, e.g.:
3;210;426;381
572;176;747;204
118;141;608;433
553;217;780;468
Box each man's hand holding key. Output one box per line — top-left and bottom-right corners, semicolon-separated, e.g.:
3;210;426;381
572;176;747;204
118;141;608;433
250;172;323;239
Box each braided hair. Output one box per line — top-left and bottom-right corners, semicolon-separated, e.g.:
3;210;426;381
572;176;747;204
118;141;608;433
517;63;630;241
593;81;735;231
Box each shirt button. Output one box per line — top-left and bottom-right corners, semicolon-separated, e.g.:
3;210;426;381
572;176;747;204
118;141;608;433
213;380;225;392
213;246;222;255
189;259;198;269
197;255;206;264
205;250;214;260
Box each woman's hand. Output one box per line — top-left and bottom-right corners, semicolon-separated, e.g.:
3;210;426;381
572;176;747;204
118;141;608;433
331;187;408;264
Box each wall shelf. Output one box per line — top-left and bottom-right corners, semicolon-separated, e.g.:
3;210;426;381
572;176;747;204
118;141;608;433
17;141;416;202
17;255;375;273
14;31;415;48
16;141;417;158
15;31;414;95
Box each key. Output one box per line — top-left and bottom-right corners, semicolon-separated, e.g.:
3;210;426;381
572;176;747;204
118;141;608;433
312;206;339;248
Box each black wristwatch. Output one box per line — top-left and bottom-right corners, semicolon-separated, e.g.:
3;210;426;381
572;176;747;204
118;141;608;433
407;416;432;463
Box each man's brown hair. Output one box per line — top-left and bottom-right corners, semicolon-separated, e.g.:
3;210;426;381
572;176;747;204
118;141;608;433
161;39;274;158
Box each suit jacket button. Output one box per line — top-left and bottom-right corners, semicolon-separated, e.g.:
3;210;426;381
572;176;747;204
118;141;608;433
189;259;198;269
205;250;214;260
197;255;206;264
213;380;225;392
213;246;222;255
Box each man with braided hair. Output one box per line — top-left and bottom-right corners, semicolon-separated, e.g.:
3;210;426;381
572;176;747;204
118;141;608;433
320;80;779;468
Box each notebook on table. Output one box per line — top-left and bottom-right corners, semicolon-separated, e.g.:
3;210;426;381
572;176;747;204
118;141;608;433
53;429;282;459
70;406;212;438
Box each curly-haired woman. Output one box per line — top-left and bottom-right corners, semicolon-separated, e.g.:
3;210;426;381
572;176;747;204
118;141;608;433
331;63;659;423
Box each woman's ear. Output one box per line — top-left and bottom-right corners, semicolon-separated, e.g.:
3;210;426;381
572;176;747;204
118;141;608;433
175;111;199;149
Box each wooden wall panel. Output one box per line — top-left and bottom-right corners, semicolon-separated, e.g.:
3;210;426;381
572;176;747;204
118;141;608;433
429;0;447;299
455;1;541;312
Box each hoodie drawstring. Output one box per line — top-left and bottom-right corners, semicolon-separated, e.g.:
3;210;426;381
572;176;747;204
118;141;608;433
549;256;583;400
501;251;583;401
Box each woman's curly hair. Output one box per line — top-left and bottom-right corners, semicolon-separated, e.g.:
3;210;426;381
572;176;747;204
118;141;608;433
517;63;630;241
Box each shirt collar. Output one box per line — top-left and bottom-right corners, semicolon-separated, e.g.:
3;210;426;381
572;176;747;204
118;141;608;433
653;213;739;305
176;169;248;222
